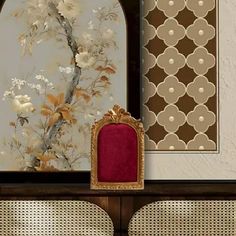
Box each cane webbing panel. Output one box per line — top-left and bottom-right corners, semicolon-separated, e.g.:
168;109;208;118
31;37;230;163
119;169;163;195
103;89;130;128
0;200;114;236
128;201;236;236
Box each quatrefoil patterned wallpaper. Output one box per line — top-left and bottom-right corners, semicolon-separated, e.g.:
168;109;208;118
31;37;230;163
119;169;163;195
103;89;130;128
143;0;218;152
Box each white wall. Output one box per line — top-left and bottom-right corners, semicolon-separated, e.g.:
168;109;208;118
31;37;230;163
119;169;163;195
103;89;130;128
145;0;236;180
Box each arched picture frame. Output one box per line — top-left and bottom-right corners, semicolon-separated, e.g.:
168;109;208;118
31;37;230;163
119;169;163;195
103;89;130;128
0;0;141;183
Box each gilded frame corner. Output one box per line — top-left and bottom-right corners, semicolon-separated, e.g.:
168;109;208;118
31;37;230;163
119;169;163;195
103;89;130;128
90;105;144;190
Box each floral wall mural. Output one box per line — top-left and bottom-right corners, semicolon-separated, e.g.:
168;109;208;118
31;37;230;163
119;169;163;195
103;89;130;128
0;0;127;171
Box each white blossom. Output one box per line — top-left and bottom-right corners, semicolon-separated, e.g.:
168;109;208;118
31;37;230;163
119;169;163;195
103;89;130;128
11;78;26;90
2;90;15;101
59;66;74;74
20;38;26;46
36;39;43;44
102;29;114;40
35;84;42;90
44;22;49;30
27;83;44;94
35;74;48;83
88;21;94;30
59;66;65;73
82;33;93;45
75;52;96;68
57;0;80;20
35;74;54;89
32;20;39;26
48;82;54;88
12;95;34;114
37;0;48;11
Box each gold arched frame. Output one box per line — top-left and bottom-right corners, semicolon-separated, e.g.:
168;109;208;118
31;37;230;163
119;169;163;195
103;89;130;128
91;105;144;190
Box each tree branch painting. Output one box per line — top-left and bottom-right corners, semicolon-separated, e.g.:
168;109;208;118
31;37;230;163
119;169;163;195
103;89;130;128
0;0;126;171
42;2;81;153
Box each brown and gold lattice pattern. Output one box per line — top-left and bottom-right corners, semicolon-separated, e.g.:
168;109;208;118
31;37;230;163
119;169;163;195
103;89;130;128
143;0;218;152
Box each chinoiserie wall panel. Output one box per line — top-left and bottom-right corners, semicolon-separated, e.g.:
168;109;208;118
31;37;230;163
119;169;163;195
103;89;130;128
0;0;127;172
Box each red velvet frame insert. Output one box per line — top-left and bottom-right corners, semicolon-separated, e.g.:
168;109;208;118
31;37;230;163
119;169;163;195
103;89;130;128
97;124;138;182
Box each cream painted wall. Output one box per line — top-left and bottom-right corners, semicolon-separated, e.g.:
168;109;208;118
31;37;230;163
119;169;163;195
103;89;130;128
145;0;236;180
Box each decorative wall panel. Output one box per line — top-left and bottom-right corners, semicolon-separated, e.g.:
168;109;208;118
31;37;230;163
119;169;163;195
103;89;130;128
143;0;218;152
0;0;127;171
128;201;235;236
0;200;114;236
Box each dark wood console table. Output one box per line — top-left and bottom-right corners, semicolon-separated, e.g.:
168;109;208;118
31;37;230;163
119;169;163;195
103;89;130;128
1;181;236;236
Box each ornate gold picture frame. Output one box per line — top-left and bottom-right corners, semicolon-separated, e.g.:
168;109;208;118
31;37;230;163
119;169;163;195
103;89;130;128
91;105;144;190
